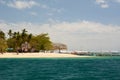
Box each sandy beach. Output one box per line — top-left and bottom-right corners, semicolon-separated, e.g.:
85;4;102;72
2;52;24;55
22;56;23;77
0;53;91;58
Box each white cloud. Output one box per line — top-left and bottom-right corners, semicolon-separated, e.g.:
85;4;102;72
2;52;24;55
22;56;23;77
0;0;63;17
95;0;120;8
0;0;50;10
101;3;109;8
96;0;109;8
7;0;39;9
0;21;120;51
96;0;106;4
41;4;49;9
116;0;120;3
0;19;6;23
0;0;39;10
30;12;37;16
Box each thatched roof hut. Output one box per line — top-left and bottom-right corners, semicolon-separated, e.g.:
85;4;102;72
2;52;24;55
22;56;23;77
52;43;67;53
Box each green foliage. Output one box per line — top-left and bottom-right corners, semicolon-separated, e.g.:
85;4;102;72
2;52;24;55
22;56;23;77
0;30;5;39
30;33;53;51
7;29;53;52
0;29;67;53
0;30;7;53
7;29;32;51
8;29;12;38
0;39;8;52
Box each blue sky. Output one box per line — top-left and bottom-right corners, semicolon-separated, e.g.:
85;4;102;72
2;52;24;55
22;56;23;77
0;0;120;24
0;0;120;51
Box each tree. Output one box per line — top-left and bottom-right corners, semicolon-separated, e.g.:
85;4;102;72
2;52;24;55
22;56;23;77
7;31;21;51
0;30;7;53
8;29;13;38
21;29;28;43
7;29;55;53
7;29;32;52
27;33;32;42
0;30;5;39
30;33;53;52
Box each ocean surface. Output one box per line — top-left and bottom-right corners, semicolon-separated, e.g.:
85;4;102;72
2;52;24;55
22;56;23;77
0;56;120;80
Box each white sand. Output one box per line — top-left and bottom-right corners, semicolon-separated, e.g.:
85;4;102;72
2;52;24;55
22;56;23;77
0;53;91;58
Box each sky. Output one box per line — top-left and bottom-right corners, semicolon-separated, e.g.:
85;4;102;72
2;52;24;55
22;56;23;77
0;0;120;51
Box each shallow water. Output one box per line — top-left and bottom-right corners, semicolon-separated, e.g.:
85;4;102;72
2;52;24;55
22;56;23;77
0;56;120;80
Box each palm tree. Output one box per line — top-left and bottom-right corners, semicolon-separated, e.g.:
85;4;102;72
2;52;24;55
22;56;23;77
0;30;5;39
27;33;32;42
16;32;21;47
8;29;12;38
21;29;27;43
0;30;7;54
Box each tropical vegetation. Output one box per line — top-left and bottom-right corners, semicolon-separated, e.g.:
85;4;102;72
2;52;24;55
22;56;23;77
0;30;7;53
0;29;67;53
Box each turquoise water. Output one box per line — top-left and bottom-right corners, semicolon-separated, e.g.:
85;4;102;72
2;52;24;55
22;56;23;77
0;56;120;80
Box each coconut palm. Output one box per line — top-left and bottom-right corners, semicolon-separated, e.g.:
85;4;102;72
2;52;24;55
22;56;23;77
21;29;27;42
27;33;32;42
8;29;13;38
0;30;5;39
0;30;7;53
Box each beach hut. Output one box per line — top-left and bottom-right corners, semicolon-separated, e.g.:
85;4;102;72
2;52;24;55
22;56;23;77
52;43;67;53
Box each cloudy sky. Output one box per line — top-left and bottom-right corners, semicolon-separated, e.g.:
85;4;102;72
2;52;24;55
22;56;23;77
0;0;120;51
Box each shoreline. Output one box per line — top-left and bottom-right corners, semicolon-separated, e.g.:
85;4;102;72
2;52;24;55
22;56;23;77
0;53;92;58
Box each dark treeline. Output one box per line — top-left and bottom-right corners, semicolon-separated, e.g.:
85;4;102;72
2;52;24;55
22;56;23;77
0;29;67;53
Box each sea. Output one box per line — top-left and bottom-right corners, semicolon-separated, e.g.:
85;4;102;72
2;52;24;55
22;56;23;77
0;56;120;80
